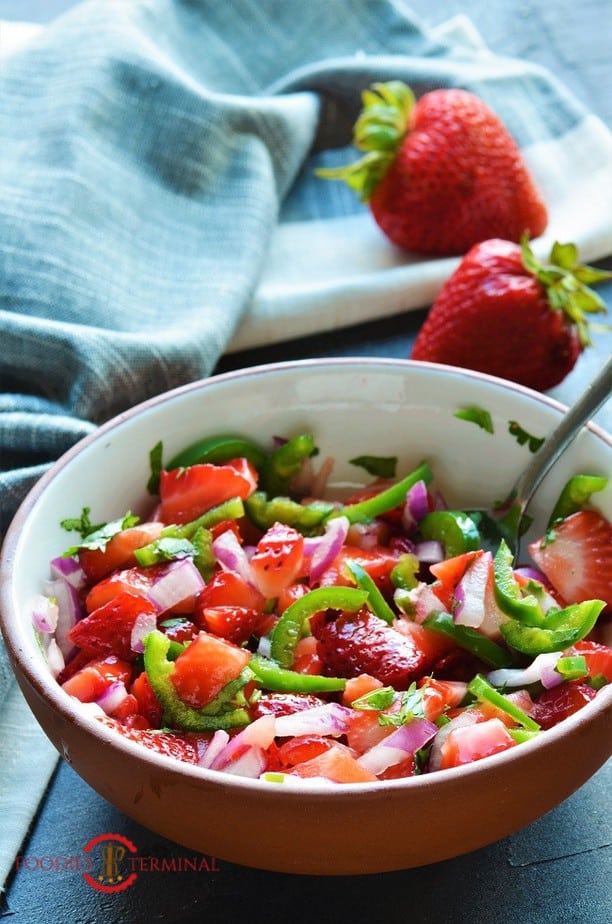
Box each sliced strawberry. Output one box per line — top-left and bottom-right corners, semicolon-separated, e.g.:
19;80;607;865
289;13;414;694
250;522;304;599
159;458;258;524
69;591;157;660
98;716;205;764
311;607;442;688
170;632;250;709
529;510;612;610
249;692;326;720
530;682;597;730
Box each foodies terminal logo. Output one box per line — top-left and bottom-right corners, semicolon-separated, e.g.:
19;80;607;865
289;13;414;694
15;834;220;893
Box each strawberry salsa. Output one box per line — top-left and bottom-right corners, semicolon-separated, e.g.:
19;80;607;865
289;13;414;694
33;432;612;784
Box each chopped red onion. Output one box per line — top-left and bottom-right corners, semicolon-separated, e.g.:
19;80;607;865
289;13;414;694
514;566;551;588
130;611;158;653
208;715;276;772
146;559;205;614
222;746;268;778
413;582;449;624
32;594;59;633
415;540;444;564
428;711;480;772
402;480;431;532
454;551;490;629
95;681;129;716
273;702;352;738
357;719;438;774
346;522;383;551
43;636;65;678
212;530;254;585
43;577;82;659
309;516;349;583
198;730;230;769
487;652;563;689
50;555;86;591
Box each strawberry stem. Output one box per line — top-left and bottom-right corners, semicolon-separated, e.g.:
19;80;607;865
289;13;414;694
520;235;611;347
315;81;415;201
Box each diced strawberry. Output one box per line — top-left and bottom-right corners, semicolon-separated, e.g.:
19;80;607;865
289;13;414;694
572;640;612;683
311;607;442;688
528;510;612;610
276;734;336;768
79;522;164;584
85;563;198;616
161;618;199;646
277;582;309;615
291;635;324;675
318;546;398;598
195;570;265;617
345;710;394;754
200;605;263;645
250;522;305;599
249;692;326;720
378;755;417;780
69;591;157;660
530;682;597;730
440;717;516;769
170;632;250;709
290;742;377;783
61;655;132;703
342;674;384;706
419;678;467;722
111;693;140;722
130;670;163;726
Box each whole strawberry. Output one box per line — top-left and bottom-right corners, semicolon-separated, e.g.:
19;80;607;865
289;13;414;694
411;237;610;390
317;82;547;255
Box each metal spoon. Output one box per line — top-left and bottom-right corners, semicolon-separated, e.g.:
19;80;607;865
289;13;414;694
475;355;612;562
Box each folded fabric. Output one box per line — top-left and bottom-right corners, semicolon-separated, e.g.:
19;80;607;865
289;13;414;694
0;0;611;891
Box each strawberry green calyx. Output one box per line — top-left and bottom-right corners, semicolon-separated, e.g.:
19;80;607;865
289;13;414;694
316;81;415;201
520;236;611;347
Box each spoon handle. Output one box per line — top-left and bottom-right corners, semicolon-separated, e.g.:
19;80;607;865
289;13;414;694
513;355;612;515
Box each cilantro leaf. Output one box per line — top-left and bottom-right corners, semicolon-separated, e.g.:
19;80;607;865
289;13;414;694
62;511;139;556
508;421;545;453
349;455;397;478
454;406;494;434
378;682;426;727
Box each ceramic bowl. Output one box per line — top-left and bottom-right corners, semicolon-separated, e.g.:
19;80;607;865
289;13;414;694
1;359;611;875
